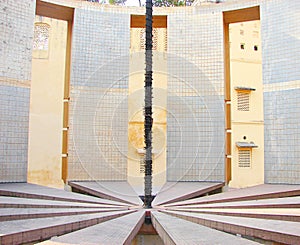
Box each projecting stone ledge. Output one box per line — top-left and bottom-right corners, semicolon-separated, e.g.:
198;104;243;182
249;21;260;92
68;181;143;206
152;181;224;206
0;210;134;245
151;211;259;245
163;210;300;245
167;206;300;222
165;184;300;207
38;211;145;245
0;196;126;209
0;183;127;206
167;195;300;210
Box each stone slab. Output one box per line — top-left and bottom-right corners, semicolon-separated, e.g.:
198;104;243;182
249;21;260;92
0;183;127;206
165;184;300;206
0;196;125;209
168;207;300;222
43;211;145;245
151;211;259;245
152;182;224;206
164;210;300;245
0;210;134;245
0;208;126;222
167;196;300;209
69;181;143;205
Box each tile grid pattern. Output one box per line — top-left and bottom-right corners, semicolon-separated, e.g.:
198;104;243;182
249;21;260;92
167;9;225;181
0;0;299;185
68;9;130;181
0;0;35;182
261;0;300;184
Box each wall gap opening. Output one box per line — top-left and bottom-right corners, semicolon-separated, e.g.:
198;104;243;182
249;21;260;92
27;1;74;188
128;15;168;196
224;6;263;187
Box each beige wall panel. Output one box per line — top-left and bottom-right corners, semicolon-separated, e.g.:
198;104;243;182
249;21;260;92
28;16;67;188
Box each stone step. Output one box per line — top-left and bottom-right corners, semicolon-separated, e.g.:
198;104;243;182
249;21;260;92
0;196;127;209
0;208;126;222
39;211;145;245
167;207;300;222
165;184;300;207
69;181;143;206
0;183;128;206
151;211;259;245
163;210;300;245
166;196;300;209
0;210;134;245
152;182;224;206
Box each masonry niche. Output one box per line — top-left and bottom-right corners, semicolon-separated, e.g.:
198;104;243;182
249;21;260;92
27;1;74;188
224;7;264;188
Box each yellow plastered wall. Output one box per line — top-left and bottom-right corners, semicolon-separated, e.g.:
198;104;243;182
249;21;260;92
229;20;264;188
128;27;167;193
28;16;67;188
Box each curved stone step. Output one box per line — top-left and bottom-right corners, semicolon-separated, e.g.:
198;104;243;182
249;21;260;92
0;210;134;245
151;211;259;245
163;210;300;245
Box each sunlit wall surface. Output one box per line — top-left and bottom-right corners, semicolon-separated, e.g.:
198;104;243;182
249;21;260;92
262;0;300;184
167;8;225;181
0;0;299;186
67;9;130;181
0;1;35;182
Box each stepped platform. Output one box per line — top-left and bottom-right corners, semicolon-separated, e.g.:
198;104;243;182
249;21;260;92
165;184;300;207
167;196;300;209
0;210;134;245
152;211;259;244
163;210;300;245
167;207;300;222
0;196;126;209
0;182;299;244
69;181;143;206
0;183;127;206
0;207;126;222
40;211;145;245
152;182;224;206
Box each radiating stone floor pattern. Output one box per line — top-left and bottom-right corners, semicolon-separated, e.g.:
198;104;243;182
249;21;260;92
0;182;299;245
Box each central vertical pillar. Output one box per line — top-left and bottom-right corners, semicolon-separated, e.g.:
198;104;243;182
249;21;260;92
144;0;153;208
